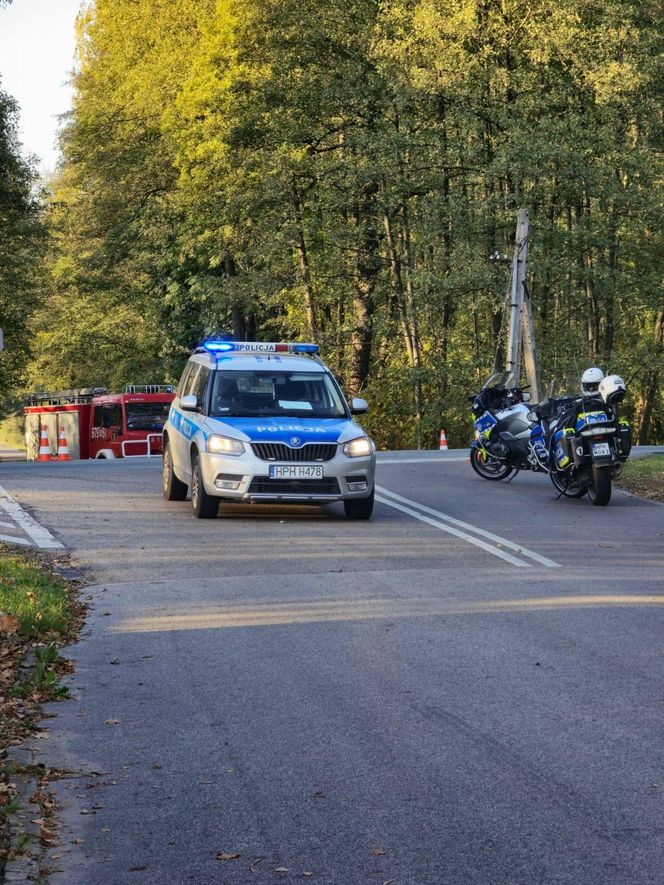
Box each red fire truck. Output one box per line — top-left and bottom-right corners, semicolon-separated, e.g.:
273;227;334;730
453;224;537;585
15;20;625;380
24;385;175;461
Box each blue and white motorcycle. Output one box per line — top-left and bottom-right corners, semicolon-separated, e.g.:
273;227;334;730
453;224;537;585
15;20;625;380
469;371;632;506
468;373;551;481
534;373;632;506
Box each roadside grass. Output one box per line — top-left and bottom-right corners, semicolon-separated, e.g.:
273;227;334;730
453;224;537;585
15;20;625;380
615;454;664;503
0;553;73;637
0;546;85;872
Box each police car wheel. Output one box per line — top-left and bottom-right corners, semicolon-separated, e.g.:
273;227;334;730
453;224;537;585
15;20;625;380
343;488;374;520
190;453;219;519
163;440;187;502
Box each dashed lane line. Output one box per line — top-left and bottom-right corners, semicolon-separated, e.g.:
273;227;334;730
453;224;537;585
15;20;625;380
375;485;561;569
0;485;64;549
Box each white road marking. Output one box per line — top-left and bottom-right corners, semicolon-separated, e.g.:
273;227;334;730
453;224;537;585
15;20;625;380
375;492;531;568
0;534;32;546
378;456;468;464
0;485;64;549
0;521;17;529
376;485;561;569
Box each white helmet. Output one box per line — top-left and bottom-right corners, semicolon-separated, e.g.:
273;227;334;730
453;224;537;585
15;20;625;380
598;374;626;405
581;367;604;395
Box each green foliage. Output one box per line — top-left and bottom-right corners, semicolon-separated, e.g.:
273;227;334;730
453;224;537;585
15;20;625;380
25;0;664;444
0;83;45;416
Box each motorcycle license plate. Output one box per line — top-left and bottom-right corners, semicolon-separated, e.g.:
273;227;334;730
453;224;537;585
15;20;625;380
269;464;323;479
592;442;610;457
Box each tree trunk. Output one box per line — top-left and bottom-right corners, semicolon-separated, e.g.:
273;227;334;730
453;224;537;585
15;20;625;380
348;184;380;397
637;299;664;444
291;181;318;340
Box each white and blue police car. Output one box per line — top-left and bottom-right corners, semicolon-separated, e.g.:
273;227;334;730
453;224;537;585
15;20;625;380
162;339;376;519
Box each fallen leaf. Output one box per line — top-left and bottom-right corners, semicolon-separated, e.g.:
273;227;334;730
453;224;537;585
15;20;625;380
104;719;121;726
275;867;290;873
303;872;314;878
0;614;20;634
216;852;241;861
250;857;264;872
370;848;386;857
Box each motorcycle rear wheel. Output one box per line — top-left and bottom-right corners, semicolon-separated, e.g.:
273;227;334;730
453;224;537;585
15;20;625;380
549;470;588;498
470;447;513;481
587;465;612;506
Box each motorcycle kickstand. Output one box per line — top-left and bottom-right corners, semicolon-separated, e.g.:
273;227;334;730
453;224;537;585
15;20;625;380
507;468;521;483
555;480;569;500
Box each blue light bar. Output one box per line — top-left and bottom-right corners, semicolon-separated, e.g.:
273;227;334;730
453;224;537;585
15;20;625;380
199;340;320;355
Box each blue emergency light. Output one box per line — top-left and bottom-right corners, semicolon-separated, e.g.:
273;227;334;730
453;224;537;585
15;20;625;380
202;340;235;352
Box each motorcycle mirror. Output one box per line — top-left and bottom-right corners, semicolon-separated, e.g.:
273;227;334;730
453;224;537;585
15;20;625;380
522;392;531;403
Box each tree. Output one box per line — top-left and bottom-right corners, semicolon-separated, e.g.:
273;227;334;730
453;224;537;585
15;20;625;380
0;81;44;413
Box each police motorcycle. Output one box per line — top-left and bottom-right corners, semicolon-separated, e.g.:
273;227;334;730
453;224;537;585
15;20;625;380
469;368;631;505
529;368;632;506
468;372;549;481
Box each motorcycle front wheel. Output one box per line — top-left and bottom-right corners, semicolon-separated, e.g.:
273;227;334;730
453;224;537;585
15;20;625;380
469;447;513;481
549;470;588;498
587;465;612;506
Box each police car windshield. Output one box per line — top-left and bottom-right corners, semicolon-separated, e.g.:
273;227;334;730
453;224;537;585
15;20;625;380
210;370;348;418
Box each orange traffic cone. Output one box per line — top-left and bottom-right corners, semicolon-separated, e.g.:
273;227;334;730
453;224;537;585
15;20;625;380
37;425;52;461
439;428;448;451
56;426;72;461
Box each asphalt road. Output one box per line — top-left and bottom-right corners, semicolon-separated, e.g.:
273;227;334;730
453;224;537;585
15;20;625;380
1;451;663;884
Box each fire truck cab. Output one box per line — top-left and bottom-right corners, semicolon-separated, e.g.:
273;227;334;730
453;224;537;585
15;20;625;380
24;385;174;460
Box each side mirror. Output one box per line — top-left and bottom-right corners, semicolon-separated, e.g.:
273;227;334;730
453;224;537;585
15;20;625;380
350;397;368;415
522;392;531;403
180;394;199;412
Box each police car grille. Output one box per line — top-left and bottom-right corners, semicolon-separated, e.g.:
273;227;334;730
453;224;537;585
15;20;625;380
251;443;337;462
248;478;340;495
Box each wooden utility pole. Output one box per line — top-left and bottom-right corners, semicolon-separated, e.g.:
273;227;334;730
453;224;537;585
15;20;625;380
505;208;541;401
521;281;541;402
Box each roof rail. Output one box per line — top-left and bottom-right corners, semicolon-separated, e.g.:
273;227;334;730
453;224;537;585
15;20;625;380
124;384;175;394
25;388;107;406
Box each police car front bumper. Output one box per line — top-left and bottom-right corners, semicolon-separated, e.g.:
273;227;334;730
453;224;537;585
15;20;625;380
198;449;375;504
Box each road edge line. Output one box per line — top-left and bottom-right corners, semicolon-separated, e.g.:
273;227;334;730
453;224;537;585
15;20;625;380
375;493;532;568
376;485;561;569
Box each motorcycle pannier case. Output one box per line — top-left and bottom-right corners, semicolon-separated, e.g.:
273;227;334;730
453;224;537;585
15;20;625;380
552;427;575;469
616;420;632;461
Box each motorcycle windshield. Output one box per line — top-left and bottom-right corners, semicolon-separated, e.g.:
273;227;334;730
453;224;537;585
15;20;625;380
481;371;509;390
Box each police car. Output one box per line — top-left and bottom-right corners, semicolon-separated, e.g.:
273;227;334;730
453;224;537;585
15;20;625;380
162;340;376;519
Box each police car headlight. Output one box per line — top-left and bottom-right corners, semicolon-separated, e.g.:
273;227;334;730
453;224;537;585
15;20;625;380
343;436;372;458
208;435;245;456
